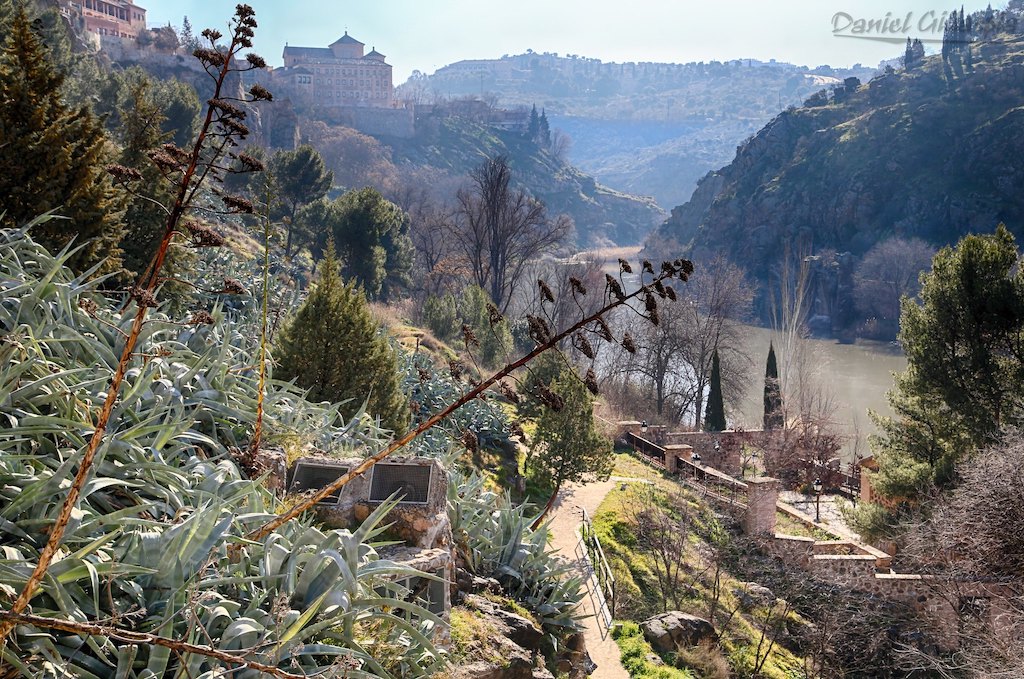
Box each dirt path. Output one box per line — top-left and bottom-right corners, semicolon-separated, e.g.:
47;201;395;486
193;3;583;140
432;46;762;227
546;479;631;679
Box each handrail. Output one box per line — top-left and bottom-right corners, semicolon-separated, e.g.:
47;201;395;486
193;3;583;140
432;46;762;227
579;507;616;623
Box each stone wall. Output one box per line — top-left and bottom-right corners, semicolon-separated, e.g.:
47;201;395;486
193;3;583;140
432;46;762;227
318;106;416;138
664;430;761;476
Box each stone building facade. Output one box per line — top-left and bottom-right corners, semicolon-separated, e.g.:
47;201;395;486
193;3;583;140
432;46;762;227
278;32;394;108
62;0;146;45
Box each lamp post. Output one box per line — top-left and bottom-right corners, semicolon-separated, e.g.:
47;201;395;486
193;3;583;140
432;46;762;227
691;452;701;481
813;477;823;523
640;420;648;435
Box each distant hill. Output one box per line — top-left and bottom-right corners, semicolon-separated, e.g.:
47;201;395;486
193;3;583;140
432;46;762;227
401;53;875;207
649;33;1024;280
384;115;664;246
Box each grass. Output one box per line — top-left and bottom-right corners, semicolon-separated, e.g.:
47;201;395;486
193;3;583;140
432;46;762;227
775;511;838;541
593;468;811;678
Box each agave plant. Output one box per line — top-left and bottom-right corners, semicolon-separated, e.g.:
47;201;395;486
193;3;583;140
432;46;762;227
0;227;444;677
446;466;584;633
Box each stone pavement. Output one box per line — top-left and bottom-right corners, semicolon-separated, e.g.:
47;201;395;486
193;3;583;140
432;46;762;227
546;479;631;679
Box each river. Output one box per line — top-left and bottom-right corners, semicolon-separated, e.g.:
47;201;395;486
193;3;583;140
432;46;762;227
734;326;906;460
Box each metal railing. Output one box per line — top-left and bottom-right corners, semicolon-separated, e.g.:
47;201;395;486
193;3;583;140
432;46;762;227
625;431;665;468
577;507;616;632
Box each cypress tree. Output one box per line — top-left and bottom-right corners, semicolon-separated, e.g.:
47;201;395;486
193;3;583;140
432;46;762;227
527;103;540;141
0;5;123;273
704;348;726;432
763;341;784;429
275;245;409;433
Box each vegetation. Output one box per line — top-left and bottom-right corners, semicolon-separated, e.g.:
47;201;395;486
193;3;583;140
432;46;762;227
703;349;726;431
275;246;410;433
0;5;124;274
652;28;1024;333
856;226;1024;537
762;342;783;430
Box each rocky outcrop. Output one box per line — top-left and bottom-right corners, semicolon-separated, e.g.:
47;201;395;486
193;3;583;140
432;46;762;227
652;34;1024;288
641;611;717;652
732;582;775;611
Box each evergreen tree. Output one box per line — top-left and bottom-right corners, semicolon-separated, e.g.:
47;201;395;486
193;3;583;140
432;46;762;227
704;348;726;432
302;187;413;300
904;37;915;69
527;365;613;524
0;5;124;273
527;103;540;141
275;245;409;433
539;108;551;148
114;77;195;311
270;145;333;254
763;342;784;429
179;15;200;53
459;284;512;368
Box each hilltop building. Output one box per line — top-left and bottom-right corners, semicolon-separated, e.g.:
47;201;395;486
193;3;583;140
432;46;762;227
60;0;146;46
278;32;394;108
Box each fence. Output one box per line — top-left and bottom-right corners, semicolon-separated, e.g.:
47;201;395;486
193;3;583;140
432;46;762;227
624;431;665;468
577;507;616;632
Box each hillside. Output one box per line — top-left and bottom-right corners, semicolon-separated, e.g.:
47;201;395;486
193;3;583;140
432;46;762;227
403;53;875;207
651;34;1024;281
386;115;664;245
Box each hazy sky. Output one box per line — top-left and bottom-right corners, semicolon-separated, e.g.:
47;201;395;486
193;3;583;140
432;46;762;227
148;1;992;83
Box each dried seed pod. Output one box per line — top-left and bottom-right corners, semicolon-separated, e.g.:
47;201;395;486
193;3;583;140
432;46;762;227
486;302;503;326
678;259;695;278
527;315;551;345
661;261;676;277
461;430;478;452
574;332;595;360
618;258;633;274
605;274;625;302
462;323;479;349
664;285;677;301
499;381;521;404
622;332;637;354
584;369;599;395
538;279;555;304
448;359;465;381
644;291;658;316
222;277;248;295
77;298;98;315
594;316;613;342
642;260;654;274
417;368;430;382
185;221;225;248
189;310;215;325
538;385;564;412
648;306;660;326
570;276;587;296
653;280;668;298
129;286;158;309
105;164;143;183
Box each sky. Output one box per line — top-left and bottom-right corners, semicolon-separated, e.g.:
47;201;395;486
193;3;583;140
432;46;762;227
148;1;993;83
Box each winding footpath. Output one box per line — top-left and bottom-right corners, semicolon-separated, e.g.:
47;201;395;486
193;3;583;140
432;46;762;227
546;479;631;679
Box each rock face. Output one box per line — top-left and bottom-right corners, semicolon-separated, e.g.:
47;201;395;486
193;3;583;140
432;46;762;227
651;34;1024;292
641;612;716;652
464;595;544;650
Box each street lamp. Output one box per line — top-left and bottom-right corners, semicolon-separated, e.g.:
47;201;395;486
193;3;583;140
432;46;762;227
640;420;648;435
813;477;823;523
691;452;701;481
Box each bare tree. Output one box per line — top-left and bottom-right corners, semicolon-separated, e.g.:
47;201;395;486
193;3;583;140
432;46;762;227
854;237;935;338
450;155;570;310
605;255;753;426
896;435;1024;677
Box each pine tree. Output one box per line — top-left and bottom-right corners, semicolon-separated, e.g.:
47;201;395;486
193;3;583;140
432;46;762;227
275;245;409;433
0;5;124;273
527;103;540;141
528;365;613;524
904;37;915;70
763;341;784;430
539;108;551;148
704;348;726;432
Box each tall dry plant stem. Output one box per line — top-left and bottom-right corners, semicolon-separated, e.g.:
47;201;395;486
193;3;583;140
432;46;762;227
0;612;307;679
0;12;260;645
247;258;691;541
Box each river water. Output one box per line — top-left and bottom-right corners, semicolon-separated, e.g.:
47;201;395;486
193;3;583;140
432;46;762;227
733;325;907;460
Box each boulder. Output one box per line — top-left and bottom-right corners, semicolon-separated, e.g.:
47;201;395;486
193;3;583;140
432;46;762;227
465;594;544;651
641;611;716;652
732;582;775;611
